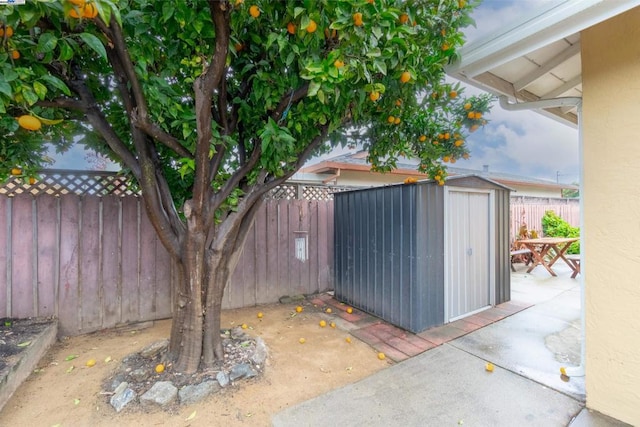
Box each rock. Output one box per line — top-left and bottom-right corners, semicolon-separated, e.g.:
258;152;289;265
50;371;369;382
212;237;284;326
129;367;150;382
139;339;169;359
110;381;137;413
230;326;249;340
278;294;305;304
216;371;230;387
250;337;268;367
140;381;178;407
110;374;127;391
229;363;258;381
178;380;221;405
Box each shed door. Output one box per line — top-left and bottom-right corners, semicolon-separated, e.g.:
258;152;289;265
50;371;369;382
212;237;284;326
445;189;494;321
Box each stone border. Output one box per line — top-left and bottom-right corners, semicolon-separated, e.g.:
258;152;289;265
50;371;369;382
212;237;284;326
0;321;58;411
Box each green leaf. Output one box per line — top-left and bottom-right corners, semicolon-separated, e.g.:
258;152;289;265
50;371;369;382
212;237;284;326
39;75;71;96
17;341;31;347
33;81;47;100
0;79;12;98
36;33;58;54
65;354;79;361
307;81;320;97
22;88;39;106
79;33;107;61
58;40;74;61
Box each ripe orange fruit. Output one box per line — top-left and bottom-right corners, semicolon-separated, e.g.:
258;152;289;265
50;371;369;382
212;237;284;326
0;26;14;37
419;135;427;142
399;14;409;24
387;115;395;124
454;139;463;147
295;306;303;313
249;5;260;18
485;362;494;372
449;90;457;98
459;0;467;8
234;43;244;52
463;102;472;110
235;0;244;5
474;111;483;119
306;19;317;33
11;50;20;60
155;364;165;373
333;59;344;68
299;337;306;344
434;175;441;181
462;153;470;159
319;320;327;327
467;111;475;119
325;308;332;314
369;91;380;102
68;7;82;18
86;359;96;367
241;323;248;329
257;312;263;318
83;3;98;18
400;71;411;83
18;115;42;131
345;337;352;343
353;12;363;26
68;0;86;5
29;177;36;185
470;124;479;132
442;43;450;50
287;22;296;34
10;168;22;176
330;322;336;328
395;99;402;107
346;307;353;314
443;132;450;139
377;352;386;360
394;117;401;125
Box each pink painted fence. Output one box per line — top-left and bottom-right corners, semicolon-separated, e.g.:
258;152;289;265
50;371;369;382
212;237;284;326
510;202;580;241
0;193;333;337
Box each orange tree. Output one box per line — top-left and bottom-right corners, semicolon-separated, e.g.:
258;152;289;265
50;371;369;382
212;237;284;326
0;0;491;373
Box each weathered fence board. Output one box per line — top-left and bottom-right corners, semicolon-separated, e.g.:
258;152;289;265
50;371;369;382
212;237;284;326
510;203;580;240
1;193;334;336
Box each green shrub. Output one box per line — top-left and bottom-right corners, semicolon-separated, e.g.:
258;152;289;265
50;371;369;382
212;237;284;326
541;210;580;254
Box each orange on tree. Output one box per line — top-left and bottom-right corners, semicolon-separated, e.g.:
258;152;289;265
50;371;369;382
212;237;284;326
67;0;86;5
28;177;36;185
369;91;380;102
10;168;22;176
399;14;409;24
400;71;411;83
449;90;457;98
353;12;363;27
454;139;463;147
18;115;42;131
0;26;14;38
11;50;20;60
306;19;317;33
393;117;401;125
419;135;427;142
287;22;296;34
387;115;395;124
249;5;260;18
83;3;98;18
68;7;82;18
395;98;402;106
464;102;472;110
333;59;345;68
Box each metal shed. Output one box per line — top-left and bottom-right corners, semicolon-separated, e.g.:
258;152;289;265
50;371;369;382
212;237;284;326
334;175;512;333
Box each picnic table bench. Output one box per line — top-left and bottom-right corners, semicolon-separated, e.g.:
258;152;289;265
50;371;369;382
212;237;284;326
510;248;533;272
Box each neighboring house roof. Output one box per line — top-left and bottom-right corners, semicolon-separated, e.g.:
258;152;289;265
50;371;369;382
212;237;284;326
446;0;640;127
302;152;577;191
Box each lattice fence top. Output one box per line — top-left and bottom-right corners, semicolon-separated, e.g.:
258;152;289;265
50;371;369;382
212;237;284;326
267;184;354;201
0;170;355;200
0;169;138;197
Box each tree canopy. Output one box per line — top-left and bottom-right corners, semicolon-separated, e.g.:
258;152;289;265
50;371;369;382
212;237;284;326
0;0;492;373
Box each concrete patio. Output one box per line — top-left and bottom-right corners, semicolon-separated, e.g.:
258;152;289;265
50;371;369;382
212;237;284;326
273;262;630;426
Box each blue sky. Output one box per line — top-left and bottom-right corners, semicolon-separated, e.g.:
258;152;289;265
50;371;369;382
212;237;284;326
51;0;580;184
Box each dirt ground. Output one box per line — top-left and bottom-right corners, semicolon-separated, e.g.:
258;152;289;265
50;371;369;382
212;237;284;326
0;301;388;426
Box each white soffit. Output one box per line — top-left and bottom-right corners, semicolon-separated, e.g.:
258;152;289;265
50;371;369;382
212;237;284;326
447;0;640;126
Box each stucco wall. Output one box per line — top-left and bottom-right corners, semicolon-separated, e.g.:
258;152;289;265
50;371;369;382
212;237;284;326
582;7;640;425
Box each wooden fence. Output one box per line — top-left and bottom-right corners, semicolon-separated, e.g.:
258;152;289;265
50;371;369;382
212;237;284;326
1;171;580;336
510;200;580;241
1;171;336;336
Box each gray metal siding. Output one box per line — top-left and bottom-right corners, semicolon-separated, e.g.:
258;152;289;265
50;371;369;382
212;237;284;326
334;186;419;331
334;175;511;333
414;184;445;331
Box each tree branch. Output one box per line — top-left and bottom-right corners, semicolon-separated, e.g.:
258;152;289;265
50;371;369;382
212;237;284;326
130;111;194;159
270;83;310;123
36;98;85;110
